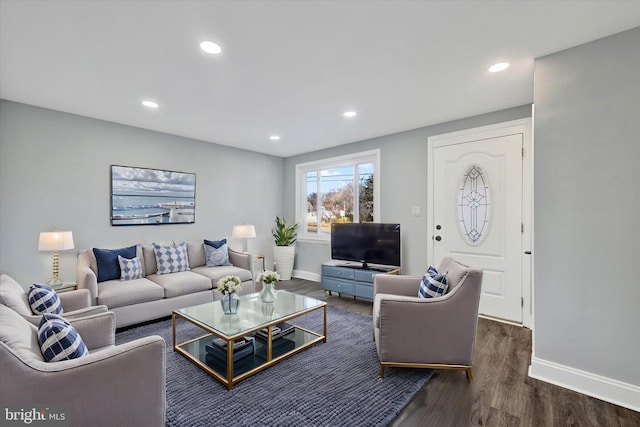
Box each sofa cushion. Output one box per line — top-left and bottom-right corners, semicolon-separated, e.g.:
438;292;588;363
142;244;158;275
152;242;190;275
118;255;143;281
28;284;63;315
204;239;232;267
0;304;44;362
0;274;32;316
38;313;89;362
418;266;448;298
186;242;206;268
96;278;165;309
191;265;252;284
93;245;137;282
146;271;212;298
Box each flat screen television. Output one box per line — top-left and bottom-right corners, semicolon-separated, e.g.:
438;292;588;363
331;223;401;269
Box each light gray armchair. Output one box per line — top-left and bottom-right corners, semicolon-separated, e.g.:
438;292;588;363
373;257;482;381
0;274;108;325
0;304;166;426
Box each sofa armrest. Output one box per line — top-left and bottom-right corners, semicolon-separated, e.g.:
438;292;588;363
229;249;252;272
58;288;91;311
68;311;116;350
77;250;99;305
0;335;166;427
374;275;421;297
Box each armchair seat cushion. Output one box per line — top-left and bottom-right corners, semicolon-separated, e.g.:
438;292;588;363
97;278;164;309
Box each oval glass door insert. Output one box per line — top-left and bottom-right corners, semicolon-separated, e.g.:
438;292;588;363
457;164;491;246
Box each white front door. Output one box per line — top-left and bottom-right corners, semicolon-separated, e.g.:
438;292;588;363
430;126;525;323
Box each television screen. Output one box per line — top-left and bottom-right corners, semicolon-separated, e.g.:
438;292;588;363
331;223;401;267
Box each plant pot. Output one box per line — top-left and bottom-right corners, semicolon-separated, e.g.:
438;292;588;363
273;245;295;280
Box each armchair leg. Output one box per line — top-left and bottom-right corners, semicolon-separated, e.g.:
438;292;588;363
379;364;385;378
465;367;473;383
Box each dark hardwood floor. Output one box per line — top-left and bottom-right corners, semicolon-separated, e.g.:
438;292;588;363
279;278;640;427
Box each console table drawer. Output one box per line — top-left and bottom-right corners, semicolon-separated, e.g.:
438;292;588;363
354;269;379;283
354;283;374;300
322;266;355;280
322;278;355;294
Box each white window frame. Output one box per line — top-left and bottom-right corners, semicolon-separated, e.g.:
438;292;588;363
295;149;381;243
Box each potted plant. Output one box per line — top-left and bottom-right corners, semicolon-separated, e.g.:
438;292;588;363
272;216;298;280
216;275;242;314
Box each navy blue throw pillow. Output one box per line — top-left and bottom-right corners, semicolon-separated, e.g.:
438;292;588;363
204;238;227;249
93;245;137;282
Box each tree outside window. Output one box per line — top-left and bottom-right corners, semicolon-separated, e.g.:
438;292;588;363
300;154;377;237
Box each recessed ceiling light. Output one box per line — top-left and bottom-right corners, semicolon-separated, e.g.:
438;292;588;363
488;62;510;73
343;111;357;118
200;41;222;55
142;100;159;108
269;135;280;141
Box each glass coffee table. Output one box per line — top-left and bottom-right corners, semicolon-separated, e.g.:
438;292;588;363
172;290;327;389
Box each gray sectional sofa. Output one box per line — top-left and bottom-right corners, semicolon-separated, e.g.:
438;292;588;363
77;242;256;328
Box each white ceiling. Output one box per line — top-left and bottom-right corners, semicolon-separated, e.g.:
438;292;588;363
2;1;639;157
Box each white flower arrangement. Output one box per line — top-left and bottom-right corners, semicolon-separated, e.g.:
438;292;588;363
217;275;242;295
256;270;280;285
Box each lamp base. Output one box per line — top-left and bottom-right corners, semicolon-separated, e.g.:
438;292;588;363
47;277;64;288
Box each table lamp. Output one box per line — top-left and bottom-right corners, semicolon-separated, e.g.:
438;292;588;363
232;224;256;253
38;230;74;288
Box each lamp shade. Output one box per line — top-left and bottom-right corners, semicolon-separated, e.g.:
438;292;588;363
232;225;256;239
38;231;74;251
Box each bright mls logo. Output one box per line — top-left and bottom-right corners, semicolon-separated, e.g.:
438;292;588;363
2;406;68;426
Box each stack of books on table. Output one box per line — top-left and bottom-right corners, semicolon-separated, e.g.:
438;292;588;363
254;323;296;359
254;322;296;341
205;336;254;363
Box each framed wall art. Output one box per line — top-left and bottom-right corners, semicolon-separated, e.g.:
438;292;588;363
111;165;196;226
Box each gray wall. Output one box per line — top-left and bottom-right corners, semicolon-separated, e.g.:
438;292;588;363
0;100;284;285
284;105;532;278
534;27;640;386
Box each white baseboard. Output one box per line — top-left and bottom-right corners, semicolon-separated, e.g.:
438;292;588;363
529;357;640;412
291;269;320;282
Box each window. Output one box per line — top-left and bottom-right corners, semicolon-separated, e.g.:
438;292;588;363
296;150;380;241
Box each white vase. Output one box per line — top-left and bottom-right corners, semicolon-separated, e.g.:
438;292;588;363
273;245;295;280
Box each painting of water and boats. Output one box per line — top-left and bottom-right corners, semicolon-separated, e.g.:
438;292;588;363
111;165;196;226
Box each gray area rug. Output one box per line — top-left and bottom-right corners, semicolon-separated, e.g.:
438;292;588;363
116;305;433;426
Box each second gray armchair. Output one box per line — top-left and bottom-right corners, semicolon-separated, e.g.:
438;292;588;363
373;257;482;381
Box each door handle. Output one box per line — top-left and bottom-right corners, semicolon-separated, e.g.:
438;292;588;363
435;236;442;241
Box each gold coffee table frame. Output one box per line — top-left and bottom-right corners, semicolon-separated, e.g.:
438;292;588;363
172;291;327;389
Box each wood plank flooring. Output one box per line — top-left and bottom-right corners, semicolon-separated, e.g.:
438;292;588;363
278;278;640;426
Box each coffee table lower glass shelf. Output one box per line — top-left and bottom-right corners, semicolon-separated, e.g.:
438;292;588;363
172;291;327;389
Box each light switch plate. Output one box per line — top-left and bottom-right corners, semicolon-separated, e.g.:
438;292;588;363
411;206;422;216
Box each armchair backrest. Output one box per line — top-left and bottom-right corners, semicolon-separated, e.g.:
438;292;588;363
438;257;474;293
0;304;44;363
0;274;32;317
